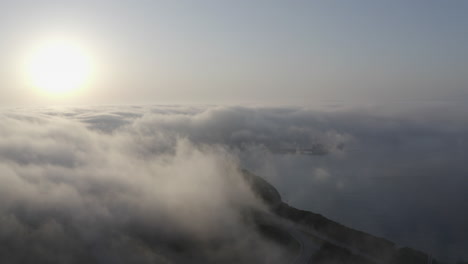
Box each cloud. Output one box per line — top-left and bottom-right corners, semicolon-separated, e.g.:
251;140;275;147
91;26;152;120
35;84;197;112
0;108;291;263
0;104;467;262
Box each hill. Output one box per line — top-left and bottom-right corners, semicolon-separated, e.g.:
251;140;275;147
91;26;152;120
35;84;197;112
242;169;441;264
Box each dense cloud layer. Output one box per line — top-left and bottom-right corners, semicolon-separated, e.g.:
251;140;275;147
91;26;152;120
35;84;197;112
0;104;467;262
0;107;290;263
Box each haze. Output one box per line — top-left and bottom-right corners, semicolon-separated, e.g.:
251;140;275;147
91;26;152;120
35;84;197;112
0;1;467;263
1;0;467;105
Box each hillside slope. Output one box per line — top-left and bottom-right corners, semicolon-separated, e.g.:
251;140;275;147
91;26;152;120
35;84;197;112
242;169;441;264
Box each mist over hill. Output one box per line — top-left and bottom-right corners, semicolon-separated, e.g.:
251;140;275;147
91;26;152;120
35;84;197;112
0;104;467;263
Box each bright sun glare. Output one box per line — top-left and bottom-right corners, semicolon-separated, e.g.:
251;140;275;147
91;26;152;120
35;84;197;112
27;40;93;95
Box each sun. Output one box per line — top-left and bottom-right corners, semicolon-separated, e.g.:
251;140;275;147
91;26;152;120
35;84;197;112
26;40;93;95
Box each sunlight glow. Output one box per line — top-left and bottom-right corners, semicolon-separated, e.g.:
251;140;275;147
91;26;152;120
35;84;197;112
26;40;93;95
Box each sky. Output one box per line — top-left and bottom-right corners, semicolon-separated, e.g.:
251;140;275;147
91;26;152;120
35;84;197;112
0;0;467;105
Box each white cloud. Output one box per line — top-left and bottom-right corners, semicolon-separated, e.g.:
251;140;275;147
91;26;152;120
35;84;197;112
0;104;467;262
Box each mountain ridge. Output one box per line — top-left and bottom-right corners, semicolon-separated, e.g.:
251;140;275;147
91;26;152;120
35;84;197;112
242;169;441;264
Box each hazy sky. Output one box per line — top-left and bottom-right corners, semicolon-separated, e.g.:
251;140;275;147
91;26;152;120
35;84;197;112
1;0;467;105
